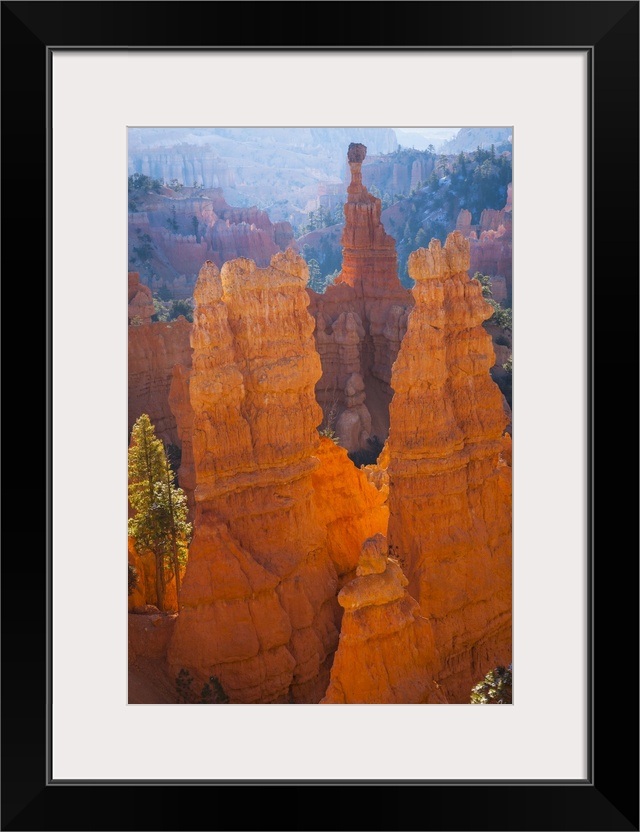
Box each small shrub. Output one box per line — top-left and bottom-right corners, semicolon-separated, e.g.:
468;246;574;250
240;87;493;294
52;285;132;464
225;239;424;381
208;676;230;704
486;299;512;330
470;664;512;704
176;670;230;704
473;271;493;298
319;425;340;443
167;299;193;323
318;404;340;444
176;668;195;703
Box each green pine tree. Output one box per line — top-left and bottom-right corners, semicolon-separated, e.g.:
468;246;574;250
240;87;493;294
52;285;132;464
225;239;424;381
128;414;192;610
306;258;323;292
473;271;493;298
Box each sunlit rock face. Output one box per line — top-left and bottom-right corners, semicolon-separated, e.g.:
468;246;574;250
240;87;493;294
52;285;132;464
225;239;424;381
386;232;512;702
167;255;386;703
321;534;442;704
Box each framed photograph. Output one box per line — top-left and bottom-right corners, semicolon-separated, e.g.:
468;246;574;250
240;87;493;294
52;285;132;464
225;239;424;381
3;1;637;830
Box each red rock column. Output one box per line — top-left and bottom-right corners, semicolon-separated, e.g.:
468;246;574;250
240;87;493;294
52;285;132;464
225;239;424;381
308;143;412;445
386;232;512;702
167;253;388;703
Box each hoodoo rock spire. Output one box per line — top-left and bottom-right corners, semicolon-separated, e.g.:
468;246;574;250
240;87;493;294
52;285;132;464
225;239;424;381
307;143;413;451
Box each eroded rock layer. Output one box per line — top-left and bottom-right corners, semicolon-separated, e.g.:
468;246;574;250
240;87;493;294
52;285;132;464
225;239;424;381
307;143;412;449
129;189;296;299
128;316;192;445
386;232;512;702
322;534;441;704
167;255;387;703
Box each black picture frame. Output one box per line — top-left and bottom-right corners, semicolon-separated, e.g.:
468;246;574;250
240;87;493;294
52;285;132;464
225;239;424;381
2;2;638;830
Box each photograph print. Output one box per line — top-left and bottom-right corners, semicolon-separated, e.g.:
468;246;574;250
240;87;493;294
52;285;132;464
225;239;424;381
127;126;513;705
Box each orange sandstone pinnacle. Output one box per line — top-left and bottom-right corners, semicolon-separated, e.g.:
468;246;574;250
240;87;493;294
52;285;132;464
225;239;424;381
386;231;512;702
166;254;387;703
322;533;441;704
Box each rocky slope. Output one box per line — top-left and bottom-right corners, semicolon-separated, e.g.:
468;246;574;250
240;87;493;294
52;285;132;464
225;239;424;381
386;232;512;702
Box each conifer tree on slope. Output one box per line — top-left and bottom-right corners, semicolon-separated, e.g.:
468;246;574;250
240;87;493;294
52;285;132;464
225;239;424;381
128;414;191;611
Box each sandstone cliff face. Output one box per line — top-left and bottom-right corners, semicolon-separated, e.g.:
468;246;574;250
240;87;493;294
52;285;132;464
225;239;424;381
167;255;387;703
128;612;177;666
386;232;512;702
322;534;442;704
307;144;413;450
311;438;388;582
128;316;192;446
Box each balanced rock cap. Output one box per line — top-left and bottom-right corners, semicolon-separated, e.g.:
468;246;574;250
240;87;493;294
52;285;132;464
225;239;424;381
347;142;367;163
